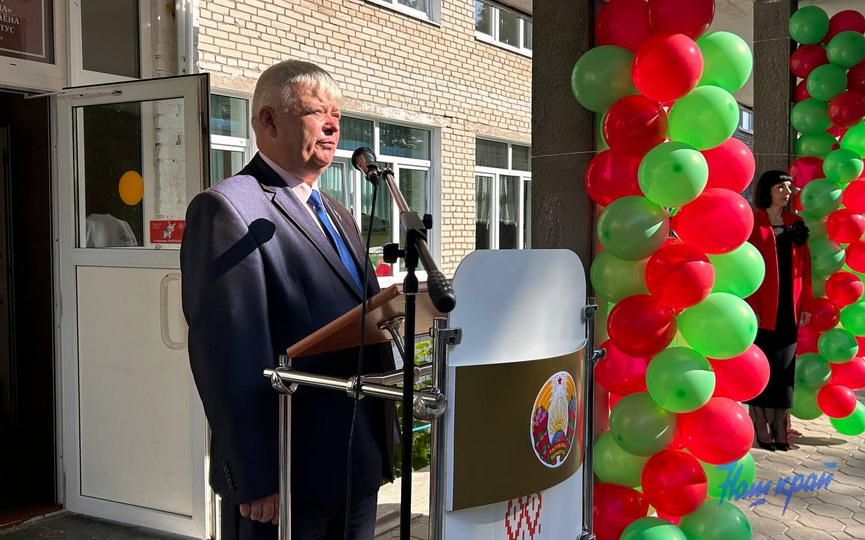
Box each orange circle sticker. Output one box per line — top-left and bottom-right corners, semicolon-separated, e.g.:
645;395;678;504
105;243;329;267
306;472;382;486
118;170;144;205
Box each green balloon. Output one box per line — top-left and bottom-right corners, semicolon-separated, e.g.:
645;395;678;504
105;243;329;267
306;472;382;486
809;238;846;276
571;45;638;112
708;243;766;298
799;211;828;240
814;275;828;298
646;347;715;413
806;64;848;102
593;430;649;487
590;251;649;303
841;121;865;158
827;31;865;69
597;112;610;151
789;5;829;45
824;148;864;184
696;31;753;93
800;178;842;216
792;386;823;420
841;301;865;336
679;500;753;540
795;352;832;389
678;293;758;359
668;86;740;150
701;454;756;499
609;392;677;456
830;402;865;435
638;142;709;207
597;196;670;261
791;98;831;135
796;131;839;159
818;328;858;363
622;517;687;540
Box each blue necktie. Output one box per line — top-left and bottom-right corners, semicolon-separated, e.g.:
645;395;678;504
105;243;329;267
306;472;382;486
308;189;364;291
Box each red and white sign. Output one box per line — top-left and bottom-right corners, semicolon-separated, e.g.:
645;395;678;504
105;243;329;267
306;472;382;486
150;220;186;244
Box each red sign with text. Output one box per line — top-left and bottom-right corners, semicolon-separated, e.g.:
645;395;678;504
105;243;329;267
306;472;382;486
150;220;186;244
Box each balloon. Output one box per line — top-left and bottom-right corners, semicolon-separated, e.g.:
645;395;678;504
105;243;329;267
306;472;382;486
696;31;752;93
647;0;714;40
826;270;865;307
830;402;865;435
825;148;865;184
798;323;820;354
792;385;823;420
817;383;858;418
571;46;638;112
646;347;714;413
806;63;848;102
678;293;758;359
826;31;865;69
826;209;865;244
603;96;669;156
594;483;650;540
790;44;829;78
608;294;678;357
596;339;651;395
597;196;670;261
680;397;753;464
795;352;832;389
672;189;754;255
609;392;678;456
789;5;829;45
593;431;650;487
591;251;649;303
808;297;841;332
823;10;865;44
608;392;625;412
646;242;714;308
586;150;643;207
827;91;865;130
842;302;865;336
596;0;651;53
795;80;812;102
668;86;740;150
795;131;839;159
638;141;708;207
701;137;755;193
678;500;753;540
701;453;756;500
788;156;825;189
709;343;770;402
841;120;865;158
633;33;704;103
813;274;829;298
818;327;858;363
792;98;831;135
621;517;687;540
850;63;865;94
847;240;865;272
830;356;865;389
800;178;842;216
801;210;828;239
811;238;846;277
597;112;610;151
641;450;708;516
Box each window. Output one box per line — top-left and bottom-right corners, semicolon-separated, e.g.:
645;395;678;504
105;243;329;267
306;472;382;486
323;116;435;281
366;0;439;24
739;109;754;134
475;1;532;56
71;0;153;84
475;139;531;250
210;93;252;185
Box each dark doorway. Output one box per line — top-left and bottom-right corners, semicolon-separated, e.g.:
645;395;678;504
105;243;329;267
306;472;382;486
0;91;57;525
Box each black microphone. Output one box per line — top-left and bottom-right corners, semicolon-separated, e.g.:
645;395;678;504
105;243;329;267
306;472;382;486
351;147;380;185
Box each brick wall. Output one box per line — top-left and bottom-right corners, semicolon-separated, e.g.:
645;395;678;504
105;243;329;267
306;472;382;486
194;0;532;275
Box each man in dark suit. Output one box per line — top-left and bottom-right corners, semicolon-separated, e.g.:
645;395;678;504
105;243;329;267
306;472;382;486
181;60;394;540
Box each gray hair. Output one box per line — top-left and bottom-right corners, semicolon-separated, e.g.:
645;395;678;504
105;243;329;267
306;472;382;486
251;60;342;132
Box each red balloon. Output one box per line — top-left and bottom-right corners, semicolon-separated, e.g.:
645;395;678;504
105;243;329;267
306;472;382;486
641;450;708;517
788;156;825;189
823;10;865;45
657;513;683;525
586;150;644;206
826;271;865;307
593;483;649;540
826;208;865;244
790;44;829;79
817;384;858;418
843;180;865;214
830;357;865;390
671;189;755;255
849;62;865;94
828;91;865;129
858;336;865;356
797;324;820;354
806;297;841;332
846;240;865;273
607;294;678;357
633;33;704;102
596;0;651;53
647;0;714;40
792;191;805;212
828;125;849;138
665;426;686;451
680;397;754;464
596;339;651;395
603;96;669;156
709;343;770;402
701;138;755;193
646;243;714;308
795;80;812;102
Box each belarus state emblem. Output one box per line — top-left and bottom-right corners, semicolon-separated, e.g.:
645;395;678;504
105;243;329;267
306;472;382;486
530;371;578;468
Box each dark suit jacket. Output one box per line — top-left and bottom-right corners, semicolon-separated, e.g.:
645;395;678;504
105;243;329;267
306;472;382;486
181;153;395;507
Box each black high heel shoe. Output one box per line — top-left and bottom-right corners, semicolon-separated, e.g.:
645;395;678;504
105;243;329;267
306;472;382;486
755;422;776;451
772;428;789;451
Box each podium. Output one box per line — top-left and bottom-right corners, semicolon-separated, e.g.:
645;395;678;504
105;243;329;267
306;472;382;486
265;249;600;540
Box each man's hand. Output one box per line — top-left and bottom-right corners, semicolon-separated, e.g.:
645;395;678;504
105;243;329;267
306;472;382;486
239;493;279;524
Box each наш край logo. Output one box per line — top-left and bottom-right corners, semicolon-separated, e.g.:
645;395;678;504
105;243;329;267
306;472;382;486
531;371;578;468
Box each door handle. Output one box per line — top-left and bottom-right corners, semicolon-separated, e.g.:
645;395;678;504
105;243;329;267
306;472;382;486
160;272;187;350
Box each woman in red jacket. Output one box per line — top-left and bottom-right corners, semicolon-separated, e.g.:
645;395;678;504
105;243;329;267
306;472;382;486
745;170;812;451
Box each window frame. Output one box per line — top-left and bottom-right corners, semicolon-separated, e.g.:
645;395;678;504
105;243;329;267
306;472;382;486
739;109;754;135
474;1;532;57
209;89;254;186
474;138;532;250
365;0;441;25
0;0;68;91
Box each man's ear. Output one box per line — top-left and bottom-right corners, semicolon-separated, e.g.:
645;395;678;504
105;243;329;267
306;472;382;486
257;107;277;136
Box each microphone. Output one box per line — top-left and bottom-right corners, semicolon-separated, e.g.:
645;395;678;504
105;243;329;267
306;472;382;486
351;147;380;185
